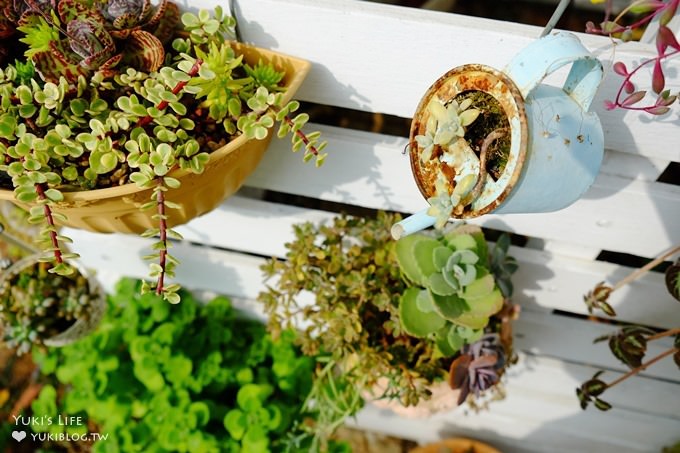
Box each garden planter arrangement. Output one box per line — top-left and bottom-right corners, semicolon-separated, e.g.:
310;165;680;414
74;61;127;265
0;0;324;301
260;213;519;443
399;32;604;236
0;43;310;235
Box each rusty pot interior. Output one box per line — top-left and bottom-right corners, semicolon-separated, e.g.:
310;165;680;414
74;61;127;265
409;64;528;218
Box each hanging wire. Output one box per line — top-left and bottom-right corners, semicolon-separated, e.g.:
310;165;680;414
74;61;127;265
540;0;573;37
227;0;243;43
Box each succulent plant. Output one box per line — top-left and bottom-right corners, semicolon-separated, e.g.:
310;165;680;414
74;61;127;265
260;212;518;443
578;243;680;411
449;333;507;405
0;3;327;303
395;224;505;349
0;258;98;355
415;98;480;163
15;0;179;82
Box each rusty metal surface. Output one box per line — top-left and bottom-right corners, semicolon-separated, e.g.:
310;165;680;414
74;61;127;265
409;64;528;218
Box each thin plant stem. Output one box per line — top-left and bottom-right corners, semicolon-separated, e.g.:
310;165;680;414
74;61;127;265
34;183;63;265
611;245;680;292
648;327;680;342
155;180;168;296
282;115;319;156
606;347;679;389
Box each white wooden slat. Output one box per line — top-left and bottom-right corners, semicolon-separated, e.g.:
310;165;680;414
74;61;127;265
218;0;680;162
511;245;679;328
245;124;680;259
66;213;679;329
63;191;678;327
514;309;678;382
351;378;680;453
353;352;680;452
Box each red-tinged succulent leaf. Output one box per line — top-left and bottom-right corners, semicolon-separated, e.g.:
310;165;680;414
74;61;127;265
623;80;635;94
67;19;115;62
58;0;105;24
112;12;142;30
629;0;665;14
659;0;679;26
145;0;168;28
603;100;617;110
448;353;471;390
150;0;178;44
652;59;665;94
17;0;56;19
613;61;628;76
121;29;164;72
32;41;89;82
645;105;671;115
657;25;680;54
621;90;646;107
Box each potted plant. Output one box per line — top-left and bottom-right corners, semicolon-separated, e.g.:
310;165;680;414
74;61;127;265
396;31;604;238
577;244;680;411
25;278;347;453
259;212;518;445
0;254;105;356
0;1;325;303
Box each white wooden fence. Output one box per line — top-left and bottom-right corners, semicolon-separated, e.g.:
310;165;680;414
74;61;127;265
65;0;680;451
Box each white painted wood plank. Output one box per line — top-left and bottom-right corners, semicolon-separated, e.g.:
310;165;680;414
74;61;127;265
352;386;680;453
215;0;680;161
65;217;680;330
350;353;680;453
511;245;679;328
515;309;678;382
64;190;678;326
246;124;680;259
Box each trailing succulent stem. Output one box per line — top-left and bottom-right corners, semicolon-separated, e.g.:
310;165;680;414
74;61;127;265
587;0;679;114
578;243;680;410
0;4;328;302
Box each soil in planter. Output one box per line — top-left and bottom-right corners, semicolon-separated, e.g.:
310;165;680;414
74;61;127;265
452;91;511;182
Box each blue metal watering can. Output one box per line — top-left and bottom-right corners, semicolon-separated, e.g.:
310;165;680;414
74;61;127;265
393;32;604;239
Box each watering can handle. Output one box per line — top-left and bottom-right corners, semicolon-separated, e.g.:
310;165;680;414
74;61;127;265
503;32;603;111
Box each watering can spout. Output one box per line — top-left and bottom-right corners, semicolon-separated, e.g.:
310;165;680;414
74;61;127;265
391;208;437;240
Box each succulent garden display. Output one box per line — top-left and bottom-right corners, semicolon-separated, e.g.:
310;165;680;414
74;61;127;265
578;244;680;411
259;212;518;444
0;254;104;356
0;0;325;303
411;90;510;228
26;279;346;453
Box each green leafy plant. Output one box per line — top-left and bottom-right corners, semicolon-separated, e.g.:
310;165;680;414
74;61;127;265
259;212;518;446
0;2;327;303
30;278;338;452
578;244;680;411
